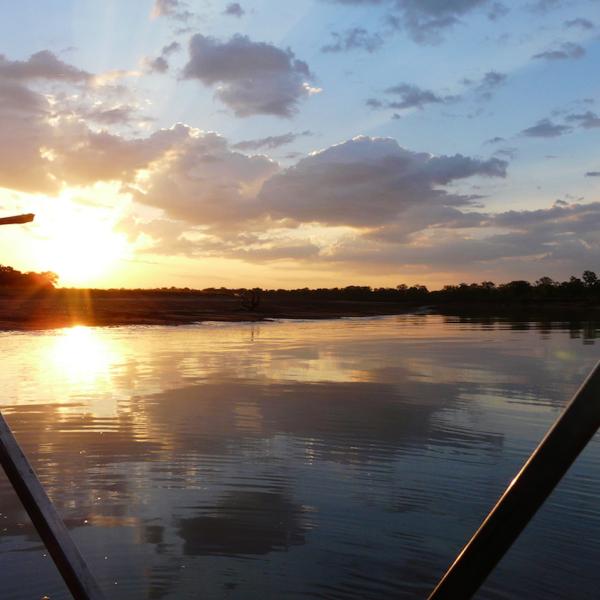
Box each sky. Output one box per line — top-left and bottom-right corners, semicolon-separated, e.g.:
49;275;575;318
0;0;599;289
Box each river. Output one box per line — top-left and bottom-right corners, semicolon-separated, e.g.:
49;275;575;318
0;315;598;599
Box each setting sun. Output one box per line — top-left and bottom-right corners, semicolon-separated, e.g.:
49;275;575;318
32;198;128;286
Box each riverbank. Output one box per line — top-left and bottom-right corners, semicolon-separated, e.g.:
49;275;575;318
0;289;416;330
1;288;599;331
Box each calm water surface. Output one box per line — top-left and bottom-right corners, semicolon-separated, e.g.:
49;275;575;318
0;315;599;599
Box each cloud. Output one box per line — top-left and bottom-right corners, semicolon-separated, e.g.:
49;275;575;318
532;42;585;61
114;133;600;280
528;0;565;13
586;171;600;177
151;0;193;21
321;0;492;43
520;118;572;138
386;0;492;43
132;125;278;226
0;50;91;83
565;18;594;30
0;51;100;193
473;70;507;100
565;111;600;129
223;3;245;17
321;27;384;53
258;136;506;228
322;200;600;276
368;83;456;112
144;42;181;74
82;105;151;126
144;42;181;73
182;34;315;117
146;55;169;73
484;136;505;144
232;131;312;151
487;2;509;20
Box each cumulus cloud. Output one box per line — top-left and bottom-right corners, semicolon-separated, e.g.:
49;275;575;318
223;3;245;17
132;125;278;226
520;118;572;138
182;34;315;117
532;42;585;61
0;50;91;83
321;28;384;53
258;136;506;228
0;51;99;193
110;133;600;279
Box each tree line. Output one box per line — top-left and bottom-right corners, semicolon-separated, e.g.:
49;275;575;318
1;264;599;305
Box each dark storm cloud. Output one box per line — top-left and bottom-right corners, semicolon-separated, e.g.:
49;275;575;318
182;34;315;117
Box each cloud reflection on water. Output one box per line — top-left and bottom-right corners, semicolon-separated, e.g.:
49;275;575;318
0;316;598;599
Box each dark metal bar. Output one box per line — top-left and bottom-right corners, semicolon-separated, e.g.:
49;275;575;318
0;212;103;597
0;413;105;599
0;213;34;225
428;361;600;600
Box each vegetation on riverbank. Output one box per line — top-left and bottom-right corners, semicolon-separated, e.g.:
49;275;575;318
0;265;599;330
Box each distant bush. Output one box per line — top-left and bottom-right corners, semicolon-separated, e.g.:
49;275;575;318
0;265;58;289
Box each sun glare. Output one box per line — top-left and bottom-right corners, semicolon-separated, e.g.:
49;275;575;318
34;198;128;286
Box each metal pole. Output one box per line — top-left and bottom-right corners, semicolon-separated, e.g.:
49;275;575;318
0;415;105;599
428;361;600;600
0;213;105;598
0;213;34;225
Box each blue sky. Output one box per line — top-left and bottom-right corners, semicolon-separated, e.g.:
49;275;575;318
0;0;598;288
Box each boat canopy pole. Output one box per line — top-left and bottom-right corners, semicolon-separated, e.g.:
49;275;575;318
0;214;105;599
428;360;600;599
0;213;34;225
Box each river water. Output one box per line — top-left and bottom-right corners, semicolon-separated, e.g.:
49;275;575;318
0;315;598;599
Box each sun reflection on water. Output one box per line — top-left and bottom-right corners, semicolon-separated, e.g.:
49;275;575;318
52;326;112;385
49;325;122;418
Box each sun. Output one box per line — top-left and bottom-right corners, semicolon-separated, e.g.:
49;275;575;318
34;197;128;286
